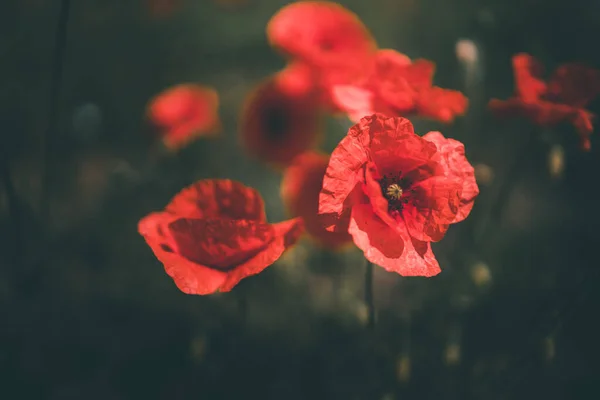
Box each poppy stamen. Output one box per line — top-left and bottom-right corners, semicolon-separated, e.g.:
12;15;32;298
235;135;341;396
386;183;403;200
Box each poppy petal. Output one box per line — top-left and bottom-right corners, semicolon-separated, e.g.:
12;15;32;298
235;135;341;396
423;131;479;222
348;204;440;277
165;179;267;221
281;151;352;249
219;217;304;291
138;212;228;295
318;115;373;231
415;87;468;123
168;218;274;270
547;63;600;108
364;114;440;179
401;175;461;242
512;53;547;103
331;84;376;123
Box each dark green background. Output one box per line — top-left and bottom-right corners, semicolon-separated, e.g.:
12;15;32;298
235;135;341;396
2;0;600;398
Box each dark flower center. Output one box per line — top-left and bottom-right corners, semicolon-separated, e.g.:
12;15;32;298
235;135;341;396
264;106;290;142
380;172;411;212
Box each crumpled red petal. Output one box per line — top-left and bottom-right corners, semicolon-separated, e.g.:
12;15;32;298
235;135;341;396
147;84;220;150
138;212;228;295
281;151;352;249
219;217;304;291
165;179;266;221
400;175;461;242
168;218;274;269
423;131;479;222
348;204;440;277
240;78;322;168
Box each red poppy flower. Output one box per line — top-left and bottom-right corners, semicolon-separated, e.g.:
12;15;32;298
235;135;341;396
267;1;377;70
489;53;600;151
147;84;220;150
240;78;322;168
281;151;352;249
138;179;303;294
331;49;469;123
318;114;478;276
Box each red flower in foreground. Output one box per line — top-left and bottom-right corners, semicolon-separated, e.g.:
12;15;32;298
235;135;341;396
281;151;352;249
240;78;322;168
138;179;303;294
331;49;469;123
148;84;220;150
489;53;600;151
318;114;478;276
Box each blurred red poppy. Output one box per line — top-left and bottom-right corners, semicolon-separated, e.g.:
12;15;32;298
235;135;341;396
267;1;378;112
489;53;600;151
318;114;478;276
281;151;352;249
267;1;377;70
240;78;322;168
148;84;221;150
138;179;303;295
331;49;468;123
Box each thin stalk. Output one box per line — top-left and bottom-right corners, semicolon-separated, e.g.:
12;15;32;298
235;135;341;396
364;259;375;329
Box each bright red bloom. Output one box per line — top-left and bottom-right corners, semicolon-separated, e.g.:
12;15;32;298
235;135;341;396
331;49;468;123
489;53;600;151
281;151;352;249
267;1;377;70
318;114;478;276
240;78;322;168
148;84;220;150
138;179;303;294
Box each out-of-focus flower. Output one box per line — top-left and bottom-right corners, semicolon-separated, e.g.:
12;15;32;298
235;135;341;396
267;1;376;70
489;53;600;151
318;114;478;276
332;49;468;123
138;179;303;295
267;1;378;112
240;78;322;168
147;84;220;150
281;151;352;249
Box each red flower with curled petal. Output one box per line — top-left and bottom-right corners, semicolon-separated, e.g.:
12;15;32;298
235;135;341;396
489;53;600;151
318;114;478;276
331;49;468;123
138;179;303;294
281;151;352;249
240;78;323;168
147;84;221;150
